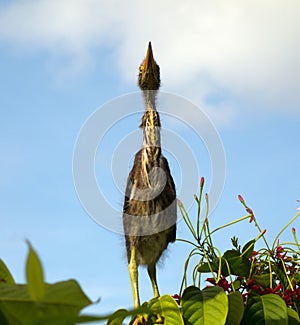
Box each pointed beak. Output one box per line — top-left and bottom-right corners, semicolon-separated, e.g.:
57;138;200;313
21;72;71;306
144;41;155;71
138;41;160;90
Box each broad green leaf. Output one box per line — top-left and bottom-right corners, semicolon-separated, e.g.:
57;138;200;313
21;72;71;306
0;259;15;284
273;265;290;288
198;250;251;277
26;241;45;301
242;240;255;259
287;308;300;325
197;261;218;273
107;308;130;324
0;280;91;325
243;293;288;325
226;291;244;325
222;250;251;277
181;285;228;325
0;309;9;325
222;256;242;276
253;274;271;289
223;250;240;260
148;295;183;324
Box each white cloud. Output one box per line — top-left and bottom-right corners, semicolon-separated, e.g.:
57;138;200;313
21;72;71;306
0;0;299;120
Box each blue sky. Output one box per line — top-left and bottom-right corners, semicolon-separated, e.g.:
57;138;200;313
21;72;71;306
0;0;299;318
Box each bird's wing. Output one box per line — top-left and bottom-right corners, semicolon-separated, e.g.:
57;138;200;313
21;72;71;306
161;156;177;243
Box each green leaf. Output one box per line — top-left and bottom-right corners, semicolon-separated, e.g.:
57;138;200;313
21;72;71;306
0;280;91;325
181;285;228;325
287;308;300;325
253;274;271;289
222;250;251;277
223;250;240;260
221;256;241;276
26;241;46;301
243;293;288;325
226;291;244;325
241;240;255;259
232;278;243;290
0;308;9;325
148;295;184;324
273;265;290;289
0;259;15;284
293;272;300;284
197;261;218;273
107;308;130;324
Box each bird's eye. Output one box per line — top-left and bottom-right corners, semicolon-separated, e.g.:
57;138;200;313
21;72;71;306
139;66;144;74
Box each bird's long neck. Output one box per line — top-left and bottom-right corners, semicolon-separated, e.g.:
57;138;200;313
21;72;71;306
141;90;161;149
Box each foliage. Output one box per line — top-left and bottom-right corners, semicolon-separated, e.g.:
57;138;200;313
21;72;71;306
0;178;299;324
176;177;300;325
0;242;102;325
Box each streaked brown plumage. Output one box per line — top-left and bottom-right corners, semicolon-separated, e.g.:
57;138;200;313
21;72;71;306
123;42;177;308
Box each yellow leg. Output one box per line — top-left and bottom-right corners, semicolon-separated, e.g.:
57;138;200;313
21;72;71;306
128;247;140;308
147;264;160;298
147;265;163;324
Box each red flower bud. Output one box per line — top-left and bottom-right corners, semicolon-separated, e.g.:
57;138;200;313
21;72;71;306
250;251;258;261
292;227;296;233
246;207;255;222
249;215;255;223
206;277;216;285
263;288;274;294
252;285;261;291
276;246;287;259
273;284;282;292
238;195;244;204
246;207;253;215
200;177;205;188
172;294;181;304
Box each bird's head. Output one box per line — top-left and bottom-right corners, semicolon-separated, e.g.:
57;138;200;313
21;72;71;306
138;42;160;90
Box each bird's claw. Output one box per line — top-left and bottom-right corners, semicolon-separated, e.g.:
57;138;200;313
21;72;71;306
130;314;148;325
130;313;164;324
154;313;163;324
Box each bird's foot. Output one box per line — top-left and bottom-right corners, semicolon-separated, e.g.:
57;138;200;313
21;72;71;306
130;313;163;324
130;314;148;325
154;313;163;324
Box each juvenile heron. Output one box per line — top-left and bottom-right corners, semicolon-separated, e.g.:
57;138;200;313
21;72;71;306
123;42;177;308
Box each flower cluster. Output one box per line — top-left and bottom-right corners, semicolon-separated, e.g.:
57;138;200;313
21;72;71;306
242;278;300;306
204;243;300;309
172;294;181;305
206;276;231;292
178;179;300;319
203;225;300;309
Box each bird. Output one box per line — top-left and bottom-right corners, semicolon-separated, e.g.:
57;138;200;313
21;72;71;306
123;42;177;309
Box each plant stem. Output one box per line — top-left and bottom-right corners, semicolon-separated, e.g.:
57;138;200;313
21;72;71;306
252;218;271;250
176;238;199;248
280;258;294;290
205;215;250;239
272;212;300;250
179;204;198;241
